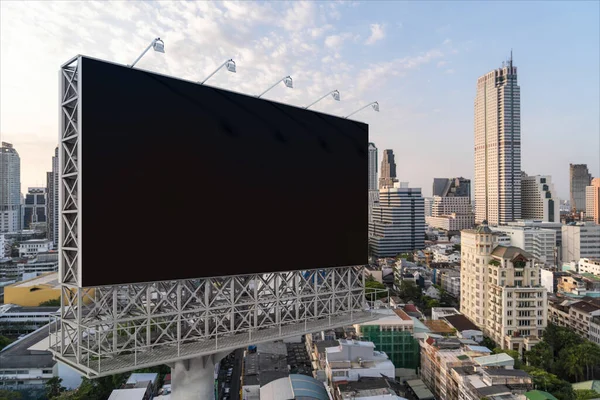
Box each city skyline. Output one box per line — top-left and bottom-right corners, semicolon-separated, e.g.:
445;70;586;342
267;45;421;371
1;1;599;199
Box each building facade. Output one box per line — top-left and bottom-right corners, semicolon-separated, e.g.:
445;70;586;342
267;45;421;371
432;177;471;199
570;164;592;213
561;223;600;263
22;187;47;230
521;174;559;222
369;186;425;257
490;225;557;265
460;223;547;352
474;59;521;225
368;142;378;191
378;149;397;189
579;258;600;276
0;142;21;233
586;178;600;223
46;147;59;248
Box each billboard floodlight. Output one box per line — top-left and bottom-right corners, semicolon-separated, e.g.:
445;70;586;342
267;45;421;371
258;76;293;98
200;59;237;85
345;101;379;119
130;37;165;68
305;90;341;109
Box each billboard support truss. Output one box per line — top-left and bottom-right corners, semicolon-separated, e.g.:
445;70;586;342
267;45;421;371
52;56;374;378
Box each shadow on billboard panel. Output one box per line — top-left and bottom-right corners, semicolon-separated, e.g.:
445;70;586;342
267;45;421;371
79;57;368;286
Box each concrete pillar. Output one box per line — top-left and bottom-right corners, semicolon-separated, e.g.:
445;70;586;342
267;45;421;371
170;352;229;400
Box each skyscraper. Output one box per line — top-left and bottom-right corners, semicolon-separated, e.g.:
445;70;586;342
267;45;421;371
521;173;559;222
379;149;397;189
46;147;59;247
474;56;521;225
22;187;47;230
0;142;21;233
369;185;425;257
569;164;592;213
368;142;378;191
432;177;471;199
586;178;600;224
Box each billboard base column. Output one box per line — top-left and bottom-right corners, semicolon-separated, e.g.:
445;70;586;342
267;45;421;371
170;351;230;400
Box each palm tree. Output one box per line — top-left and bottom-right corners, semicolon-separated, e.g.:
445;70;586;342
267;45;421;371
562;347;584;382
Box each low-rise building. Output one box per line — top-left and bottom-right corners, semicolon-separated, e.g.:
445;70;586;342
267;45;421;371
325;339;395;384
335;377;407;400
354;309;419;377
579;258;600;276
431;307;460;320
18;239;53;258
568;301;600;340
443;314;484;343
562;223;600;263
3;272;60;307
0;304;58;336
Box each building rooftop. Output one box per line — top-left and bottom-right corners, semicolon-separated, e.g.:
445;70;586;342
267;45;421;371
476;385;512;397
473;353;515;367
10;272;59;288
444;314;481;332
315;340;340;354
1;305;59;314
525;390;559;400
571;380;600;393
0;323;55;369
570;301;600;313
108;388;147;400
126;373;158;385
422;319;454;334
483;368;530;377
491;246;533;260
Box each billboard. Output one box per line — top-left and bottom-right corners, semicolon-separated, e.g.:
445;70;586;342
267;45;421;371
78;56;368;286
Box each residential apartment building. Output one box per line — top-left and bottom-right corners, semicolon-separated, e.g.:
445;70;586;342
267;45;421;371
420;334;532;400
590;316;600;345
568;301;600;340
474;58;521;225
0;142;21;233
22;187;47;230
586;178;600;223
378;149;397;189
570;164;592;213
561;223;600;263
369;185;425;257
521;174;559;222
490;225;557;265
579;258;600;276
460;222;547;352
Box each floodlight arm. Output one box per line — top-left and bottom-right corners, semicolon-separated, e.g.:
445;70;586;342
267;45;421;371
201;59;234;84
130;38;162;68
345;101;378;119
304;90;338;109
257;76;289;98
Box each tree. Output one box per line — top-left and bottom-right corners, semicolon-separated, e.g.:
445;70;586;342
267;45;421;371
46;377;65;399
526;341;554;370
39;298;61;307
0;335;13;351
452;244;461;252
0;390;22;400
399;280;421;302
575;390;600;400
577;341;600;380
480;336;497;349
397;252;414;262
522;366;575;400
365;279;388;300
560;346;584;382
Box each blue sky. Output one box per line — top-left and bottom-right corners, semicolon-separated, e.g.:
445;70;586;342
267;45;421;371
1;1;598;198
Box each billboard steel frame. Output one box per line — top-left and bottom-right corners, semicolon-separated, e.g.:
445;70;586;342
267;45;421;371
51;56;374;378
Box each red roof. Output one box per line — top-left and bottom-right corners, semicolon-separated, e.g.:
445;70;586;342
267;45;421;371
393;309;412;321
404;304;418;312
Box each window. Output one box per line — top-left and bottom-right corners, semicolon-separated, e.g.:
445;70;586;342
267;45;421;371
507;292;512;298
508;301;512;307
538;320;543;325
538;310;543;316
507;310;512;316
508;320;513;326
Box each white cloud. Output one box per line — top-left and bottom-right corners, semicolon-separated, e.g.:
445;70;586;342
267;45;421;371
324;32;352;49
437;60;448;67
365;23;385;45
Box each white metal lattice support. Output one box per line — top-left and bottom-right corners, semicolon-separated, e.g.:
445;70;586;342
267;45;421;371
51;56;375;379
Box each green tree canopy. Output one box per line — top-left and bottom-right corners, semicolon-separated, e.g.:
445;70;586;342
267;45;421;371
0;336;13;351
39;298;61;307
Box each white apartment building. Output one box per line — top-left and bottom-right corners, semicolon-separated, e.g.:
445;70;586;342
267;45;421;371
578;258;600;276
426;214;475;232
521;174;559;223
0;234;7;259
369;185;425;257
325;339;395;384
368;142;378;191
562;223;600;263
460;222;547;353
0;143;21;233
474;59;521;225
490;225;556;265
427;196;474;232
18;240;53;258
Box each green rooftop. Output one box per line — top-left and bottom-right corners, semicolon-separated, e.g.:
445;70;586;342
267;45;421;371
525;390;559;400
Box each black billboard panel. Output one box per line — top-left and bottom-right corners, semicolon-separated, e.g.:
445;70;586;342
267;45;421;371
79;56;368;286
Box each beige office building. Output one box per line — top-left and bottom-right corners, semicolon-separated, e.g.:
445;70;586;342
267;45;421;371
586;178;600;223
521;173;559;223
474;59;521;225
460;222;546;352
